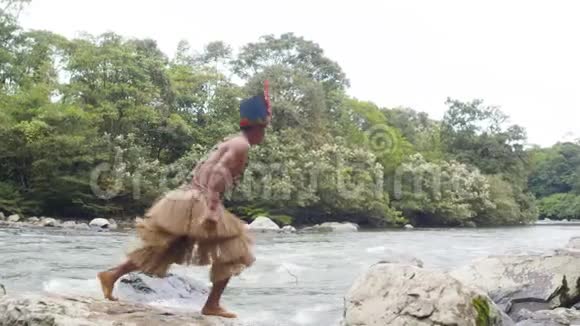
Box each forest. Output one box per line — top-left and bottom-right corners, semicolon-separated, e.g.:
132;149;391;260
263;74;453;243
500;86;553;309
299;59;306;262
1;1;579;227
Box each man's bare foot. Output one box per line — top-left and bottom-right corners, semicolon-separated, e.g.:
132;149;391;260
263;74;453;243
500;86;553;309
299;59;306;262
97;271;118;301
201;306;237;318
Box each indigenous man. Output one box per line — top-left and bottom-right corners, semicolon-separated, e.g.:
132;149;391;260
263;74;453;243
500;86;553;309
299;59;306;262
98;81;272;318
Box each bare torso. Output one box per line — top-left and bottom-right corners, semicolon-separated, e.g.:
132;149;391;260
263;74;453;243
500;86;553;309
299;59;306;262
192;135;250;200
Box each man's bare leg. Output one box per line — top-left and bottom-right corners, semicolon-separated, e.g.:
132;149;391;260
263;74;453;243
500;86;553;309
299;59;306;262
97;260;138;301
201;277;237;318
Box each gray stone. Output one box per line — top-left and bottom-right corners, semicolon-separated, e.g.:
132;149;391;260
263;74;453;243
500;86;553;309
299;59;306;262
61;221;77;228
248;216;280;232
0;212;5;220
117;273;209;305
303;222;358;233
89;218;110;229
40;217;59;227
0;293;242;326
279;225;297;233
6;214;20;223
26;216;40;224
344;263;510;326
404;224;414;229
515;308;580;326
450;250;580;318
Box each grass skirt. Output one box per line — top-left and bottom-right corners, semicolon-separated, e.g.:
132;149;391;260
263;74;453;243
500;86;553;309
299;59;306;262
127;186;255;283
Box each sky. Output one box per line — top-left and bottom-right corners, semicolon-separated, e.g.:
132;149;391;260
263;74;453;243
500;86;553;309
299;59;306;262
19;0;580;147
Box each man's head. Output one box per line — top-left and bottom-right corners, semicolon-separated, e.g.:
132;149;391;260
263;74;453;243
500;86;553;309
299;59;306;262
241;125;266;145
239;80;271;143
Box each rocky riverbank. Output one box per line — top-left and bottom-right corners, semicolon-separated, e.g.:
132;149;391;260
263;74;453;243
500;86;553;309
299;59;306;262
0;213;366;234
343;236;580;325
0;213;122;230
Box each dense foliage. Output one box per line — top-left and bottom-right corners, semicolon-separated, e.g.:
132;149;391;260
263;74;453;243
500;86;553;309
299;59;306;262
529;142;580;220
0;2;574;226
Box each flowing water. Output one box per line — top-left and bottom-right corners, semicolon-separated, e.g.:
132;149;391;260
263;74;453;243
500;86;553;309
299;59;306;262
1;224;579;325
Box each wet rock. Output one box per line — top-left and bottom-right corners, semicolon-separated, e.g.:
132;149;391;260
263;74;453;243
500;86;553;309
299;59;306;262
404;224;414;229
0;212;5;220
248;216;280;232
26;216;40;224
0;293;241;326
303;222;358;233
61;221;77;228
89;218;110;229
40;217;59;227
515;308;580;325
6;214;20;223
344;262;510;325
279;225;297;233
450;249;580;318
117;273;208;305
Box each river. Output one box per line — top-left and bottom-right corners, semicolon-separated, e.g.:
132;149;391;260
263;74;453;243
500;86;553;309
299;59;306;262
1;224;579;325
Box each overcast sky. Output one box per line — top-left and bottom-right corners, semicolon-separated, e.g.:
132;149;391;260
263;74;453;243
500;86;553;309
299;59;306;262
20;0;580;147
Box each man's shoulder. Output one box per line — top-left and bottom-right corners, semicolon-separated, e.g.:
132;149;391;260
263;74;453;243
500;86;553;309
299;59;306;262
224;136;250;153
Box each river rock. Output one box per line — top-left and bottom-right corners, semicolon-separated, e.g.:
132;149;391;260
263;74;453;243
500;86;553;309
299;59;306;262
249;216;280;232
344;262;510;326
450;250;580;317
0;293;241;326
404;224;414;230
26;216;40;224
304;222;359;233
6;214;20;223
89;218;110;229
117;272;209;305
567;237;580;250
0;212;5;220
61;221;77;228
515;308;580;325
280;225;297;233
40;217;58;227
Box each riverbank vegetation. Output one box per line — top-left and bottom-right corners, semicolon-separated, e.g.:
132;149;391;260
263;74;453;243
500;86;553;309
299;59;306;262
1;1;578;226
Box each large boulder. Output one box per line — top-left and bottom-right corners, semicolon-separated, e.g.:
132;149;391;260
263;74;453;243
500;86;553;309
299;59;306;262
89;218;111;229
515;308;580;326
344;262;510;326
450;250;580;317
6;214;20;223
0;293;241;326
248;216;279;232
303;222;359;233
